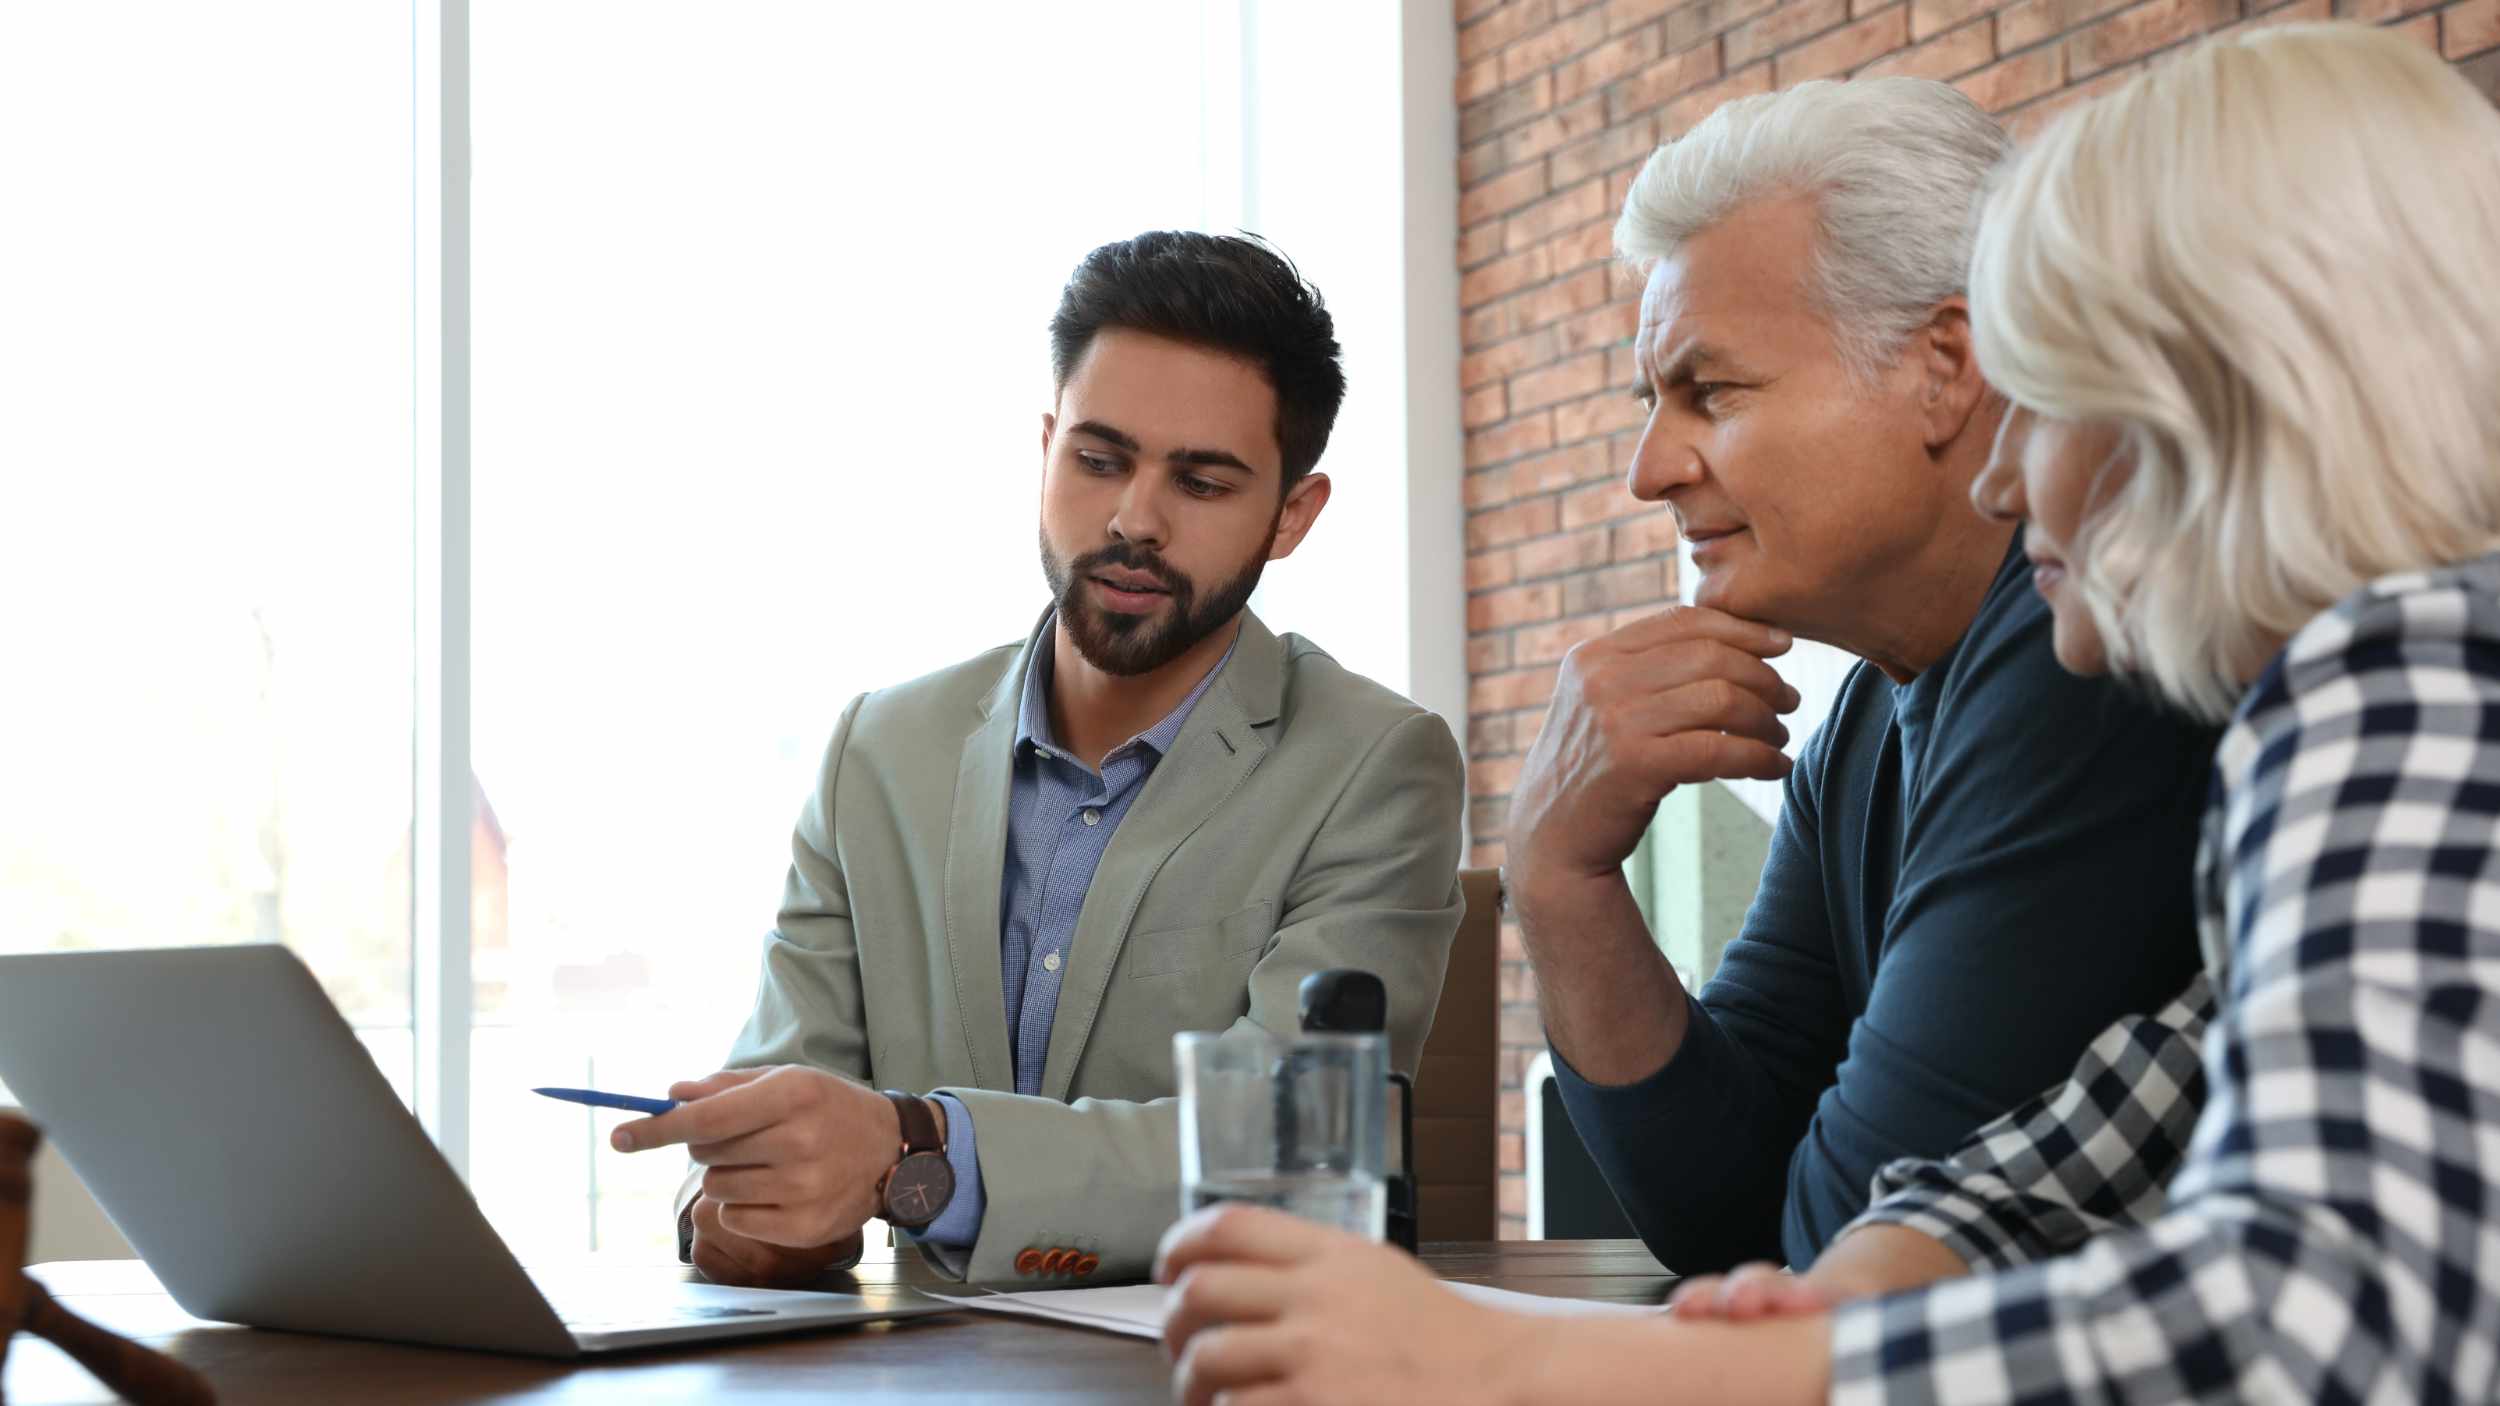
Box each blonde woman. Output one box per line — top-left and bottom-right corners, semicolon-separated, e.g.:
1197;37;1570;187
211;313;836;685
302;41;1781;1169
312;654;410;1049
1154;24;2500;1404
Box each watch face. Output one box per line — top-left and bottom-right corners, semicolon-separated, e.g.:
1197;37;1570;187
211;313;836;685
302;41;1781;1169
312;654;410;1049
883;1150;955;1229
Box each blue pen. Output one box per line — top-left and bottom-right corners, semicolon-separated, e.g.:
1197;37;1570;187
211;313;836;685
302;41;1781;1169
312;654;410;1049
532;1086;678;1116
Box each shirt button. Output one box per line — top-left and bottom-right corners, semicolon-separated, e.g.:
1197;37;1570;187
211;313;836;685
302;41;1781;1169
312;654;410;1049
1043;951;1061;972
1081;809;1101;826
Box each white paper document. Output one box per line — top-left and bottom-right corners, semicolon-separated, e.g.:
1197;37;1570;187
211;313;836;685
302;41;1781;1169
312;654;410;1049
923;1282;1174;1338
923;1279;1665;1341
1443;1281;1668;1319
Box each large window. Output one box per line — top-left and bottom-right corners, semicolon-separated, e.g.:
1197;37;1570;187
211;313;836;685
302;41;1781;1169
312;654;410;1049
2;1;1460;1260
466;2;1224;1255
0;3;417;1099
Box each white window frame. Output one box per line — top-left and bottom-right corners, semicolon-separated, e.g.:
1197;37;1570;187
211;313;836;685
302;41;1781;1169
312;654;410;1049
411;0;473;1179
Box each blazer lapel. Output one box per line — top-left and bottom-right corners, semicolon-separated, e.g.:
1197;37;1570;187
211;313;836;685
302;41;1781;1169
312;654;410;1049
1036;612;1288;1100
940;614;1045;1093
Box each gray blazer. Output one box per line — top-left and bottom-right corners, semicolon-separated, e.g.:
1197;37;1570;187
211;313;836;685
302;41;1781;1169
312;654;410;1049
716;608;1465;1282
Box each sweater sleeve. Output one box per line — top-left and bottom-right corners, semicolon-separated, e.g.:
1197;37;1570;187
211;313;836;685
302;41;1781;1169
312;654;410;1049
1843;975;2213;1272
1552;710;1851;1272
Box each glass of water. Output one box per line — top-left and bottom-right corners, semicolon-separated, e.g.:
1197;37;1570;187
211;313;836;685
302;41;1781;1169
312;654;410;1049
1175;1028;1388;1239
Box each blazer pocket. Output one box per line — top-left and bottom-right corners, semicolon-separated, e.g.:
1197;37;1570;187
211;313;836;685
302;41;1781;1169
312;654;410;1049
1124;900;1275;980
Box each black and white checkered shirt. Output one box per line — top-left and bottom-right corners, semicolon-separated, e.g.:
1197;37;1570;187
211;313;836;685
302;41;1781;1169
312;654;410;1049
1827;555;2500;1403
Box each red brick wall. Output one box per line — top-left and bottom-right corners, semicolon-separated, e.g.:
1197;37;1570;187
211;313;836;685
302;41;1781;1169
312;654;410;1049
1457;0;2500;1239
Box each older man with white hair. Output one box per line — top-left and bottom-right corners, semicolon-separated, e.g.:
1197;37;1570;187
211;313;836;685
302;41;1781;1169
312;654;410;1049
1494;76;2220;1281
1156;32;2500;1404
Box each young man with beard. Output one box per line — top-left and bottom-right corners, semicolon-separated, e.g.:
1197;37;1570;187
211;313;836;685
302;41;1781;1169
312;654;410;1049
613;231;1467;1287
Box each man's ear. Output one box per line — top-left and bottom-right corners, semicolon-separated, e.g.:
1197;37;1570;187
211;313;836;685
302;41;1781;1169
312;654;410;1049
1266;473;1332;561
1039;411;1056;471
1915;297;1989;451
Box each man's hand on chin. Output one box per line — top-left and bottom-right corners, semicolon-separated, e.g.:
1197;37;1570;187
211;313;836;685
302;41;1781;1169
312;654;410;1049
1501;605;1800;1081
688;1195;864;1289
1506;604;1799;900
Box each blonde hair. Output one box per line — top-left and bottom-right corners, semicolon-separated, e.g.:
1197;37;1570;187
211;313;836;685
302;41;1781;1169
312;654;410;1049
1616;78;2009;381
1972;23;2500;722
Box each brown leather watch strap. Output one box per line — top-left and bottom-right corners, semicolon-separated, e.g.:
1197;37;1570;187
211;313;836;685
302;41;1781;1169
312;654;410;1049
880;1090;943;1157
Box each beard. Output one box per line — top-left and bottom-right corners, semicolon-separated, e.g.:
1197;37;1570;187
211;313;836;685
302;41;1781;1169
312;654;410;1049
1039;523;1275;677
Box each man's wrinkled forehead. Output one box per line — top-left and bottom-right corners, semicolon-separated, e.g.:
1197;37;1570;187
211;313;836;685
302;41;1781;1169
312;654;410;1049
1637;253;1691;323
1632;257;1729;382
1630;209;1818;384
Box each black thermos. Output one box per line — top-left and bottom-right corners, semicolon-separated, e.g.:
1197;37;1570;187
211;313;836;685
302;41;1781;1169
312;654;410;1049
1296;969;1419;1253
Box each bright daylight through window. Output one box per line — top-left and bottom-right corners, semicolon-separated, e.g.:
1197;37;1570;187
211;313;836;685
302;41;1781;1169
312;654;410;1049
467;2;1224;1256
0;0;1378;1263
0;5;419;1101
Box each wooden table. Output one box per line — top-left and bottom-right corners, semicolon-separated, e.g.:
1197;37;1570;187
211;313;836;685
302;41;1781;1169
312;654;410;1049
5;1241;1671;1403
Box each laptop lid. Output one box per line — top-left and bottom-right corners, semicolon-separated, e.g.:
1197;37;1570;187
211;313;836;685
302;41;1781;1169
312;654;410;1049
0;945;580;1355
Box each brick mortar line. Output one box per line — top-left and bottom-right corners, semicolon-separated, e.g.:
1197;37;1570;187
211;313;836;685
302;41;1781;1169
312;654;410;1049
1464;10;1673;85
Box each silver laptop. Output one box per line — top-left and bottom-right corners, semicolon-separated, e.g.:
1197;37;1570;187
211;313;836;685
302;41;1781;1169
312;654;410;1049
0;944;956;1356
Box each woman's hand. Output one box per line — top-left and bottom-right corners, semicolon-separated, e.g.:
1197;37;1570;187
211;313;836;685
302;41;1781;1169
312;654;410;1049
1155;1206;1549;1406
1667;1261;1835;1320
1668;1225;1972;1321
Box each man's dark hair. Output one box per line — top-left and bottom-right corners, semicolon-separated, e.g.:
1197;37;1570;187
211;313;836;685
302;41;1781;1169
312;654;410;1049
1048;231;1346;491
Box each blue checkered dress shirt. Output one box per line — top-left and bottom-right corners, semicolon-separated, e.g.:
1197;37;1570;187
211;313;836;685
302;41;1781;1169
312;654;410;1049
917;615;1236;1248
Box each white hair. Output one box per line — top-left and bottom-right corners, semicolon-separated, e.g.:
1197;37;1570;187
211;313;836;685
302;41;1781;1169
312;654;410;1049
1613;77;2011;380
1972;23;2500;723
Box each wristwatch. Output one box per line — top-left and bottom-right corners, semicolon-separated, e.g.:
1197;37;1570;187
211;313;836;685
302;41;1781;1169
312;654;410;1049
875;1090;955;1231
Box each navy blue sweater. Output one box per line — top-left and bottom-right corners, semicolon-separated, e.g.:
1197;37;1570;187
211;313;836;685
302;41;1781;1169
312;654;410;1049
1553;543;2216;1273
